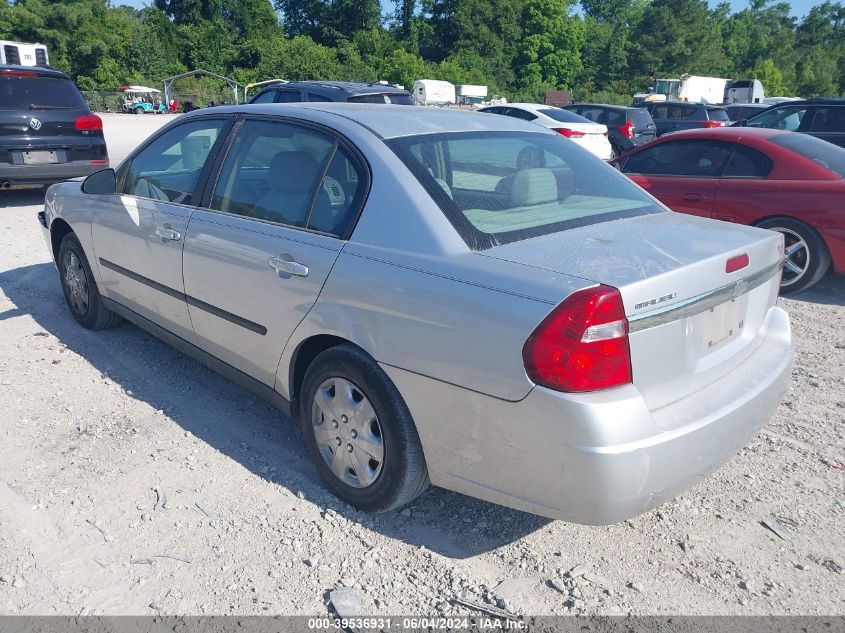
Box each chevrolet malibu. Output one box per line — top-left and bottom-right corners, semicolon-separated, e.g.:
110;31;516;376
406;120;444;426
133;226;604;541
38;104;793;524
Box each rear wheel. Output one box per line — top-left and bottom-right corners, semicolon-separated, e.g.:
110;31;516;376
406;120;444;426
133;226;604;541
299;344;429;512
134;106;144;115
58;233;121;330
757;218;831;294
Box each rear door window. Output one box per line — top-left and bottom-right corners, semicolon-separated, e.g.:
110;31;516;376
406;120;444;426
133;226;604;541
809;106;845;133
388;131;662;250
623;140;733;177
275;90;304;103
507;108;539;121
306;92;333;102
249;90;277;104
577;107;606;123
209;120;365;236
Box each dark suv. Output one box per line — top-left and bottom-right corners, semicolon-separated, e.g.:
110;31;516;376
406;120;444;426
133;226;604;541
743;99;845;149
644;101;730;136
0;65;108;188
563;103;657;155
249;81;414;106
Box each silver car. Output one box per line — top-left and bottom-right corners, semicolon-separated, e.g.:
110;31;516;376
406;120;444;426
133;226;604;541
38;104;793;524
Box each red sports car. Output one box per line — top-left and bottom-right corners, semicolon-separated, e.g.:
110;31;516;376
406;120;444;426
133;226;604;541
612;127;845;292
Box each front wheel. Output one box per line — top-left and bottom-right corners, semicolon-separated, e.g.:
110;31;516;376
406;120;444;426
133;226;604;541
134;106;145;115
58;233;121;330
299;344;429;512
757;218;831;293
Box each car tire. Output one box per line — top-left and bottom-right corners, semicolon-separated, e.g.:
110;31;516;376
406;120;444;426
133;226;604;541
757;217;831;294
610;142;623;159
58;233;121;330
134;107;144;115
299;344;430;512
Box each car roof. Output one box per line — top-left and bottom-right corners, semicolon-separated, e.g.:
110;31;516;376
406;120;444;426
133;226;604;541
773;98;845;106
504;103;555;111
189;102;553;139
568;103;634;111
267;80;410;95
649;100;726;109
652;127;787;141
0;64;70;80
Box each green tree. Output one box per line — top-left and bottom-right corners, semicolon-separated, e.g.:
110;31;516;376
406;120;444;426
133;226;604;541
516;0;584;92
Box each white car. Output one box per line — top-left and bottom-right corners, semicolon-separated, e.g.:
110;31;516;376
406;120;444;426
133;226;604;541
479;103;613;160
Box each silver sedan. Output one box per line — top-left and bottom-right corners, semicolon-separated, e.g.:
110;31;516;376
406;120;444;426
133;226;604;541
38;103;793;524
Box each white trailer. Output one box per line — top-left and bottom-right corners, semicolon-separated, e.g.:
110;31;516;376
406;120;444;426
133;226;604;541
456;84;488;106
677;75;729;104
413;80;456;106
724;79;765;104
0;40;49;67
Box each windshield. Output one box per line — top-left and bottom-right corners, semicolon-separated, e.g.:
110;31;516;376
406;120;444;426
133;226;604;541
537;108;591;124
348;92;414;105
0;75;86;110
387;131;663;250
654;80;680;98
769;132;845;179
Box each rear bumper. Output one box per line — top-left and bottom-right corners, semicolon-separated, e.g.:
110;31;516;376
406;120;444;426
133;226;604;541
384;303;792;524
0;160;107;186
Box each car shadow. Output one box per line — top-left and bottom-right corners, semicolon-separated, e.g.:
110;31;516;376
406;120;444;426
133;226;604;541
0;262;549;559
785;272;845;306
0;189;46;208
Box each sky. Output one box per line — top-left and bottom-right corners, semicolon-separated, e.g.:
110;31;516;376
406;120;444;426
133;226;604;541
116;0;824;20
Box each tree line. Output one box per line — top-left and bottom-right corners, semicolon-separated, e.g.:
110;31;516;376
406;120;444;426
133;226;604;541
1;0;844;103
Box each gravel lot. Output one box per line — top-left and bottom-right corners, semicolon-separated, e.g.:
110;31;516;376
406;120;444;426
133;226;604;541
0;113;843;617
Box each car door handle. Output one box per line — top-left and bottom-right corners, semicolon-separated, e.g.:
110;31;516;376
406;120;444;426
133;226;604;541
269;255;309;277
155;226;182;241
682;193;704;201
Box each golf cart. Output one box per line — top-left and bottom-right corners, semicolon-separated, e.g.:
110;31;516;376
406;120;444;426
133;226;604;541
119;85;167;114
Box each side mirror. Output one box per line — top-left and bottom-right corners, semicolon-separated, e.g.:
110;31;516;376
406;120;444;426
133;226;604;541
81;168;116;195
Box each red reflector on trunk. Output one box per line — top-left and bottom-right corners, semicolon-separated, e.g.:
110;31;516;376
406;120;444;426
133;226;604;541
523;285;631;392
75;114;103;131
726;253;750;273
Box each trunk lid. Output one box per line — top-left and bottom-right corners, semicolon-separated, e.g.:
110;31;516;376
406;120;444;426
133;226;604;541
480;212;784;413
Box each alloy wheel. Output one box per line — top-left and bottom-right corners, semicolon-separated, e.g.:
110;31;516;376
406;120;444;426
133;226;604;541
773;227;810;288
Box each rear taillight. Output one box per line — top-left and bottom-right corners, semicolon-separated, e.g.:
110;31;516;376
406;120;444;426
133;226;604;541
522;285;631;392
75;114;103;131
0;69;37;77
619;120;635;139
701;120;723;128
555;128;585;138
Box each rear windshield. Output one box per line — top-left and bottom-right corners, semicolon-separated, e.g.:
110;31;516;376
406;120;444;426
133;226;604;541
347;92;414;105
537;108;590;123
769;132;845;179
628;108;654;127
387;131;663;250
707;108;730;121
0;75;86;110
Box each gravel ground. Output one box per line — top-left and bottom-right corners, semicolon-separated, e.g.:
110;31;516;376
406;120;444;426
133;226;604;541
0;114;843;617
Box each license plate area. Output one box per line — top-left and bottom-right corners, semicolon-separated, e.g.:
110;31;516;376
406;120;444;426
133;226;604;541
700;298;743;351
22;150;60;165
